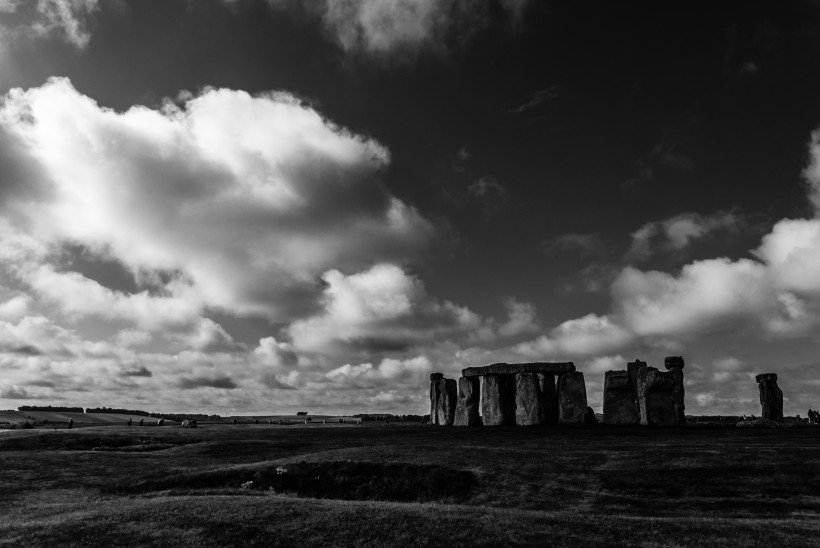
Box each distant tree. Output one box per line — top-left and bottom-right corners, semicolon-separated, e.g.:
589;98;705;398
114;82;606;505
296;411;308;416
19;405;83;413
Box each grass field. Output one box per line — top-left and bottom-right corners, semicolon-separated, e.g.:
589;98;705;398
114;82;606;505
0;422;818;546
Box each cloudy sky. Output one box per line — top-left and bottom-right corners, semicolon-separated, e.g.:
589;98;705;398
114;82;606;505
1;0;820;416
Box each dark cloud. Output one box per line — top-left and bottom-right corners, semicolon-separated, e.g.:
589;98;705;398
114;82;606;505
260;374;296;390
0;385;39;399
0;343;41;356
122;366;152;378
177;376;238;390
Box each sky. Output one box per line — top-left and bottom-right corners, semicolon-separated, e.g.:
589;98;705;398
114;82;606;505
1;0;820;416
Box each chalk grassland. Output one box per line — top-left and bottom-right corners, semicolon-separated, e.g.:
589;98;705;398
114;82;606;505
0;424;818;546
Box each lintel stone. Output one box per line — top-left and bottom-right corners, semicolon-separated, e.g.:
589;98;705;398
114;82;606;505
462;362;575;378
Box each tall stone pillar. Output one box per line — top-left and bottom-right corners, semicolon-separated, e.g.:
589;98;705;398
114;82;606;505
664;356;685;425
515;372;556;426
429;373;443;425
429;373;456;426
627;359;646;416
557;371;587;424
756;373;783;422
454;376;481;426
603;370;638;425
481;374;516;426
637;366;677;426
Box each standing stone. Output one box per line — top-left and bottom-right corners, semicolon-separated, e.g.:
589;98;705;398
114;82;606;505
756;373;783;422
435;378;457;426
665;357;686;425
557;371;587;424
481;374;516;426
454;376;481;426
637;367;677;426
603;370;638;425
515;372;557;426
429;376;442;425
627;359;646;414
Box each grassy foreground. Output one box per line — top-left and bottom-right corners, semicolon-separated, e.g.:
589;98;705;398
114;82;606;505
0;423;818;546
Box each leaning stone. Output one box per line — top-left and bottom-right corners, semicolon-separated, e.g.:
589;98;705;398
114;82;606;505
454;376;481;426
435;378;457;426
481;374;516;426
757;373;783;422
558;371;587;424
603;370;638;425
463;362;575;378
430;372;444;381
637;367;678;426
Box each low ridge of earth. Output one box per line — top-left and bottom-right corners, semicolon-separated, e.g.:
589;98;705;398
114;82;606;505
1;423;819;547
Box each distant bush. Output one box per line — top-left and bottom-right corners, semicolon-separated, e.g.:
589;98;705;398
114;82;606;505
296;411;308;416
86;407;152;416
19;405;83;413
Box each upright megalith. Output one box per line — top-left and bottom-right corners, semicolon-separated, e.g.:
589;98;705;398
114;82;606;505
429;373;457;426
636;366;677;426
454;376;481;426
665;356;686;425
481;374;516;426
756;373;783;422
626;359;646;410
557;371;587;424
515;373;558;426
603;370;638;425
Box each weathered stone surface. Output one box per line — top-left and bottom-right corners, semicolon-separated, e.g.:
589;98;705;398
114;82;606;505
481;374;516;426
181;419;198;428
429;380;441;425
664;356;685;370
585;406;598;425
558;371;587;424
435;378;457;426
668;366;686;425
755;373;777;383
514;373;557;426
637;367;678;426
463;362;575;378
454;376;481;426
430;372;444;381
603;370;638;425
626;359;646;411
757;374;783;422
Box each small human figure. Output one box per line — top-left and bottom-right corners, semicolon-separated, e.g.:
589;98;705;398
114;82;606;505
255;419;259;424
233;418;237;425
68;418;73;429
268;418;272;425
127;418;132;426
139;418;144;426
